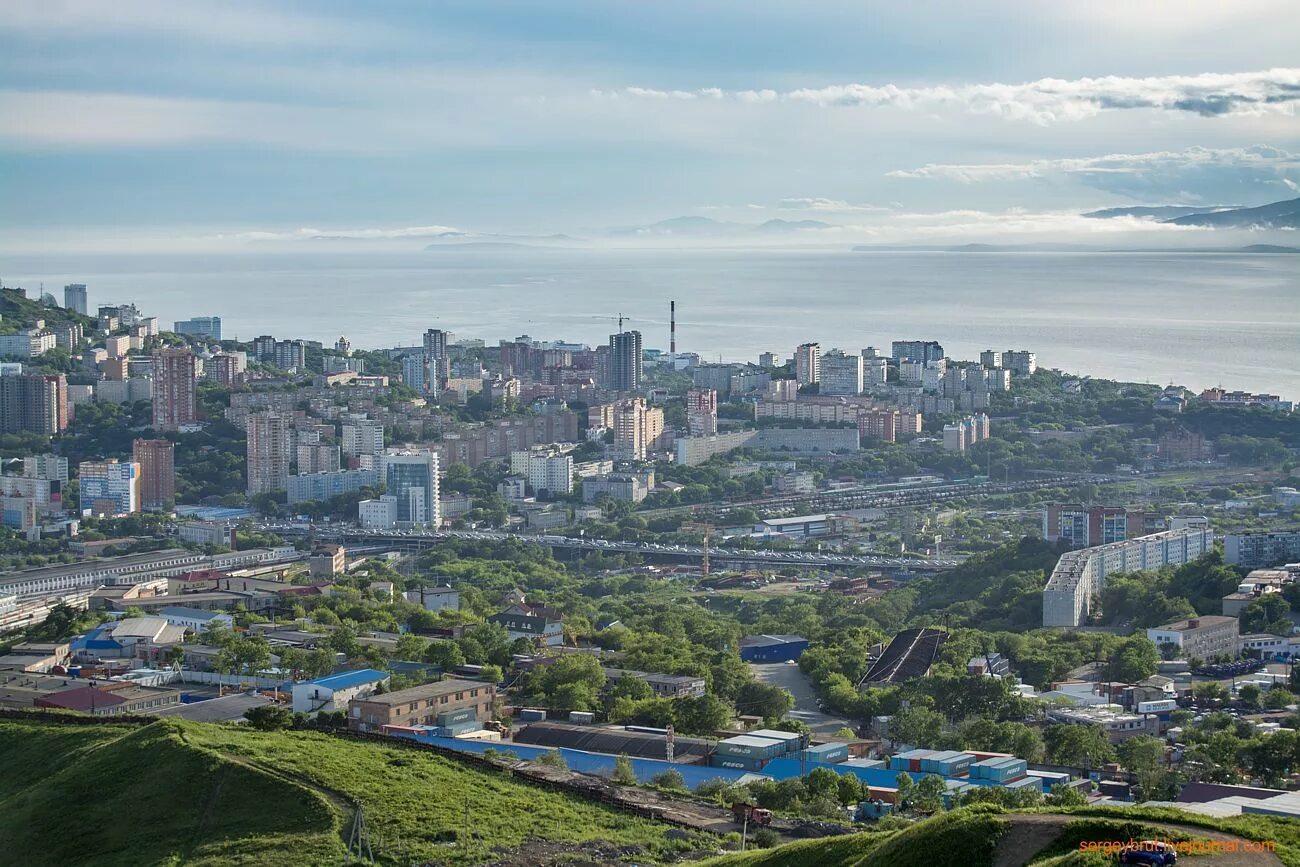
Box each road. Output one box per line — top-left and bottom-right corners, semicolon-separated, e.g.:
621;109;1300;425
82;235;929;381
749;662;851;736
288;527;961;571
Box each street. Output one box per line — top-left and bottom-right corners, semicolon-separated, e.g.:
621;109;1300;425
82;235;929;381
749;662;852;736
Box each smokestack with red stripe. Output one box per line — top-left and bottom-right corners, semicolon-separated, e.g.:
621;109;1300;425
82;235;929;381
670;300;676;355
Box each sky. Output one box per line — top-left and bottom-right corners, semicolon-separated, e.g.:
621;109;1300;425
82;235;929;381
1;0;1299;251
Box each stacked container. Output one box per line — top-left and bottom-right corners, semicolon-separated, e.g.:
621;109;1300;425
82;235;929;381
887;748;933;773
746;729;805;754
806;743;849;764
970;756;1028;782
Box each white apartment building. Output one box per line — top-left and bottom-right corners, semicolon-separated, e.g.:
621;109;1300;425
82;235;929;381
509;447;575;496
341;420;385;456
819;349;864;396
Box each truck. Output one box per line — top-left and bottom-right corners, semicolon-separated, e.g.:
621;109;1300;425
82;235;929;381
731;803;772;827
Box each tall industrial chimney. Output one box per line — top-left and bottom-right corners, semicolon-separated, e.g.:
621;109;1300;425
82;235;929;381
670;300;676;355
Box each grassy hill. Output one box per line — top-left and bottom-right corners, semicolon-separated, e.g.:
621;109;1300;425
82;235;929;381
0;716;714;866
706;805;1300;867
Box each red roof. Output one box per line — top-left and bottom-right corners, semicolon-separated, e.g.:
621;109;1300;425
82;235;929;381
35;686;126;712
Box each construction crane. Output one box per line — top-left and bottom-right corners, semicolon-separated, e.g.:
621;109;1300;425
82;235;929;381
590;314;632;330
682;521;713;576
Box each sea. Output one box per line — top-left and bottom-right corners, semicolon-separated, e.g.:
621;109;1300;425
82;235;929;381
6;248;1299;398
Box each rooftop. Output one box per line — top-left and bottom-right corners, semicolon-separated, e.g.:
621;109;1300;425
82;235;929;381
158;607;229;621
739;634;807;648
1152;615;1238;633
148;692;272;723
304;669;390;691
353;677;492;707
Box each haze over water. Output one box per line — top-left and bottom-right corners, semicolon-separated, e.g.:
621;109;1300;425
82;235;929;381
9;249;1299;398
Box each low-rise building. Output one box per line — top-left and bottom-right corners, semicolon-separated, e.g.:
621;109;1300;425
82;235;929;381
602;667;707;699
1147;615;1240;661
489;601;564;646
292;668;390;714
348;678;495;733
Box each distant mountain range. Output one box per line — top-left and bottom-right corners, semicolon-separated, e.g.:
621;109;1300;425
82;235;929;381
1082;205;1240;220
1084;197;1300;230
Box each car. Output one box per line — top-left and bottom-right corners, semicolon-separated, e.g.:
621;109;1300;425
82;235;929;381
1117;841;1177;865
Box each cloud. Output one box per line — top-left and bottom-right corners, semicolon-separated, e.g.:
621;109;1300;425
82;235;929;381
602;68;1300;123
776;197;890;212
885;145;1300;200
211;225;461;243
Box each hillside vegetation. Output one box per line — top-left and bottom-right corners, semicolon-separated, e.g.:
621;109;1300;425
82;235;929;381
0;716;712;866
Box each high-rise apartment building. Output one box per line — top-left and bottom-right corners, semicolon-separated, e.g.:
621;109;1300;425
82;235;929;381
401;354;429;394
296;443;342;474
152;347;198;431
685;387;718;437
79;459;141;517
609;331;643;392
819;349;864;395
208;353;247;388
0;374;68;435
342;420;385;456
379;449;440;527
252;335;277;362
942;413;991;452
132;438;176;510
892;340;945;365
510;447;575;496
612;397;664;461
63;283;88;315
423;328;450;361
246;412;292;495
794;343;821;387
273;339;307;371
173;316;222;341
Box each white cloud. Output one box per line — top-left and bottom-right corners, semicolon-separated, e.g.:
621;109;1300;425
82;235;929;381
604;68;1300;124
885;145;1300;201
211;225;461;243
776;197;890;212
888;145;1300;182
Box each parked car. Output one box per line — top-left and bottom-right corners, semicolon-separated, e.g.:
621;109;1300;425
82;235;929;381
1117;841;1177;865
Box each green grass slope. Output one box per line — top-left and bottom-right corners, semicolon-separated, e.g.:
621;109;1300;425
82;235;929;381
0;717;712;866
704;809;1007;867
183;723;707;864
0;718;342;866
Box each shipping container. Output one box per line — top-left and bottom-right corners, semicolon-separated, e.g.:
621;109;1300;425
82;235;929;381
437;707;477;727
518;708;547;722
807;743;849;763
865;786;899;804
889;748;932;772
437;720;482;737
971;756;1027;782
746;729;804;754
1005;776;1043;793
710;752;768;771
568;711;595;725
715;735;787;760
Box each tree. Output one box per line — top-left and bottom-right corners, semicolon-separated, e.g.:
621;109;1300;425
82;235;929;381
894;771;914;809
1107;637;1160;683
535;749;567;770
1242;594;1293;636
890;705;945;748
423;639;466;671
244;704;293;730
216;635;272;677
1118;736;1167;800
913;774;947;814
1238;683;1262;708
1046;783;1087;807
394;633;428;660
650;769;687;791
1044;723;1116;768
736;681;795;721
673;694;732;736
612;753;638;786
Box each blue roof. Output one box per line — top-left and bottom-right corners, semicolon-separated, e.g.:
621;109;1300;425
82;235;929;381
304;669;390;690
159;607;228;621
